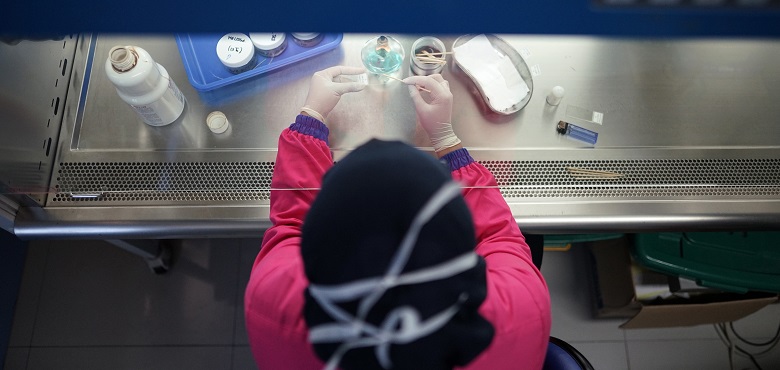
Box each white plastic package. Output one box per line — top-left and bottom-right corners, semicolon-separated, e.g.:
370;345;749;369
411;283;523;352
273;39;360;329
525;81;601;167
453;34;530;113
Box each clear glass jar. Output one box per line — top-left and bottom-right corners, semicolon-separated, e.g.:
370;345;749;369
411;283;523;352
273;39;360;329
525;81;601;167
360;35;405;75
291;33;323;47
249;33;287;57
216;33;257;74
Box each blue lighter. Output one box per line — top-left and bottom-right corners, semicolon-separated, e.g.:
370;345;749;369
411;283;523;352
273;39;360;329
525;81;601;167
556;120;598;145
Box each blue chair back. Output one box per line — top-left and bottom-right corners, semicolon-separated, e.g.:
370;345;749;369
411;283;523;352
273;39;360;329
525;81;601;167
542;337;594;370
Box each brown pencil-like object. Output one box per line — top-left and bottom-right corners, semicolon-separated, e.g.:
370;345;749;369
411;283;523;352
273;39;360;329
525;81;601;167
416;51;447;64
384;74;432;93
415;51;454;56
415;56;447;65
566;167;623;177
566;167;624;179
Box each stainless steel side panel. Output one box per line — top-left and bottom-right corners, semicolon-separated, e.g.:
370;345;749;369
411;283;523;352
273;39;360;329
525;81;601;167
0;35;77;206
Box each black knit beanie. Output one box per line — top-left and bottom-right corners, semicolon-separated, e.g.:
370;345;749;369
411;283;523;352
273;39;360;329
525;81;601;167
301;139;494;370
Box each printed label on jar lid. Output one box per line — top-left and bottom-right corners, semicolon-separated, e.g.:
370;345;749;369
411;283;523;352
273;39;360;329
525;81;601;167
216;33;254;68
249;33;285;50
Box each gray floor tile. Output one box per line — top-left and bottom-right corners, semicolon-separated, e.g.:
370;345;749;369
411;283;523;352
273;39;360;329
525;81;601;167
542;248;627;341
567;341;628;370
733;344;780;370
624;324;722;341
3;347;29;370
232;346;258;370
715;315;780;370
8;242;48;347
16;236;772;370
25;346;232;370
31;239;240;346
234;239;262;346
627;339;735;370
730;302;780;340
736;346;780;369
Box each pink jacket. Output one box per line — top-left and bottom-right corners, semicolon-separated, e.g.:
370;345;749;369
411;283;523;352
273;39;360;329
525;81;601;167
245;116;551;369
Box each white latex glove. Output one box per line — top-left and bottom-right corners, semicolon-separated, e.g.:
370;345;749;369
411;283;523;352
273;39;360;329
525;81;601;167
301;66;367;124
402;74;461;152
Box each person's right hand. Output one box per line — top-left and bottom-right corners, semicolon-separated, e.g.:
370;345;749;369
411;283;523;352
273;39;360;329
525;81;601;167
403;75;461;153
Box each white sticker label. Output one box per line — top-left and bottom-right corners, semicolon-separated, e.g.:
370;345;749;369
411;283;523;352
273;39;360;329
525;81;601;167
339;73;369;85
592;111;604;125
531;64;542;77
520;48;532;59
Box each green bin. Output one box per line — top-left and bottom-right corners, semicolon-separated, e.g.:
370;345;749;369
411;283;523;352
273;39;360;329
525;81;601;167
543;234;624;250
632;232;780;293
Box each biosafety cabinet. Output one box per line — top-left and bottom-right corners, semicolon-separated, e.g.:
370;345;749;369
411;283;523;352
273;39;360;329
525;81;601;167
1;32;779;271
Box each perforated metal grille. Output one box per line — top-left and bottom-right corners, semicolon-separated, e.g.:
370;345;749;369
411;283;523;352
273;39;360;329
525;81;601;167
482;158;780;199
51;158;780;204
53;162;274;203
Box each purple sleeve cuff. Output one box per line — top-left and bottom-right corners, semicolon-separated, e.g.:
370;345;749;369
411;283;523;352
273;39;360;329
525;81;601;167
290;115;329;144
441;148;475;171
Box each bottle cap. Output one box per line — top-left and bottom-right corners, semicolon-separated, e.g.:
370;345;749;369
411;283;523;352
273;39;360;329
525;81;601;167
216;33;255;69
206;111;229;134
291;32;320;41
108;46;137;72
546;86;565;106
249;33;286;50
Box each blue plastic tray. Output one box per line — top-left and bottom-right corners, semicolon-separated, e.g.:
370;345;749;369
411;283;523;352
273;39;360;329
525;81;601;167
175;33;343;92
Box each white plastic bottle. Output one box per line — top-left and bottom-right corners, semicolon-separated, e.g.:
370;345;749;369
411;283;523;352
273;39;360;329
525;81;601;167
105;45;186;126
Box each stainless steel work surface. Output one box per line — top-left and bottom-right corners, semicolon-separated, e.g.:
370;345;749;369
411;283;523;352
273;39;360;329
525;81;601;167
17;33;780;238
72;34;780;151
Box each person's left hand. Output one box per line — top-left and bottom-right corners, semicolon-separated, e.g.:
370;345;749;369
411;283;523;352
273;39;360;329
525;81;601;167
301;66;367;124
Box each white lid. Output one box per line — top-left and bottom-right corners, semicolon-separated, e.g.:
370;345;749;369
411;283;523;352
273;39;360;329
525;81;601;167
216;33;254;68
207;111;229;134
249;33;286;50
292;32;320;41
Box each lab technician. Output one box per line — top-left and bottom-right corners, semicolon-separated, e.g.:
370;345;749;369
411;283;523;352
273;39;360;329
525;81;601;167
244;66;551;369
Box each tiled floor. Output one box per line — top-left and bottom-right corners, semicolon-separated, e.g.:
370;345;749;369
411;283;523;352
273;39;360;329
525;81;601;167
4;239;780;370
